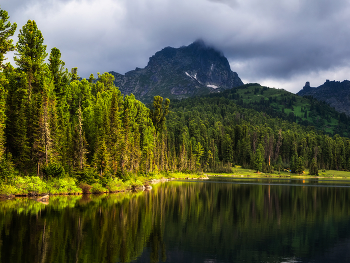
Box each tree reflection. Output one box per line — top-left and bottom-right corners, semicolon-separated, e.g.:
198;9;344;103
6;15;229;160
1;182;350;262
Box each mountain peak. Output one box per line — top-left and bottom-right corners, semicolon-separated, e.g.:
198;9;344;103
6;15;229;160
110;41;243;103
297;79;350;116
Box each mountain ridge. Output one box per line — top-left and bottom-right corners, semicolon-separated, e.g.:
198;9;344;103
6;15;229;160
297;80;350;116
109;40;243;103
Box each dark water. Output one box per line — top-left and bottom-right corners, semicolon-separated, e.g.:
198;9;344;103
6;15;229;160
1;178;350;263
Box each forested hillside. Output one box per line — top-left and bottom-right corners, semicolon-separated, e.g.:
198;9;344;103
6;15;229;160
216;84;350;137
1;8;350;186
166;95;350;174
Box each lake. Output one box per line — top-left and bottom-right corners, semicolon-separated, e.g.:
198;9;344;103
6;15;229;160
1;177;350;262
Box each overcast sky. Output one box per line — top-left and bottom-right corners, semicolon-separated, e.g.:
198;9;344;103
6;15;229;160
2;0;350;93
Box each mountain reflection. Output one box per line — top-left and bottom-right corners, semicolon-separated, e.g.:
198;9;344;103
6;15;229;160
1;180;350;262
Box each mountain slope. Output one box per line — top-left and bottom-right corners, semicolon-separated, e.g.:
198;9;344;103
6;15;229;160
196;83;350;137
297;80;350;116
110;40;243;103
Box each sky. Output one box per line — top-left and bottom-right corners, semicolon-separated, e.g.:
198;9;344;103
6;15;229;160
2;0;350;93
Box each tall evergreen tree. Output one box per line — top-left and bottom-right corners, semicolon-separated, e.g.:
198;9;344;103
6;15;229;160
0;7;16;164
254;143;264;173
14;20;48;99
13;20;53;175
150;96;170;134
48;47;69;95
0;7;17;69
309;157;318;176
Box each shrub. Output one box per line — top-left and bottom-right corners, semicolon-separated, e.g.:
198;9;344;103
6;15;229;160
90;183;107;194
79;183;92;194
129;178;144;189
105;177;126;192
0;184;18;195
10;176;48;195
48;178;82;194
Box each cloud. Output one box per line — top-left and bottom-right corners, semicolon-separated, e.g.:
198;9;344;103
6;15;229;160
2;0;350;93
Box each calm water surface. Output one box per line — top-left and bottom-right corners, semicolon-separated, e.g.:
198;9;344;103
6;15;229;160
1;177;350;262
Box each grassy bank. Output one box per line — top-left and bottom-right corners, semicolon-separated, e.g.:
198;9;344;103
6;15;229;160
0;172;207;197
206;166;350;179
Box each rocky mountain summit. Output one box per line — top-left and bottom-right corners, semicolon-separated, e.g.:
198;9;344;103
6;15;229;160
109;40;243;103
297;80;350;116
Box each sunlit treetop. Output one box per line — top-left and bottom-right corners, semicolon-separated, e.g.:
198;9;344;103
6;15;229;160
0;7;17;69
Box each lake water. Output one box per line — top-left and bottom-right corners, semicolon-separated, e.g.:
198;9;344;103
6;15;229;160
1;177;350;262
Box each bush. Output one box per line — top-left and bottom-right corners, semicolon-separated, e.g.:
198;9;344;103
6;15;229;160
48;178;82;194
0;183;18;195
90;183;107;194
128;178;144;189
105;177;126;192
10;176;48;195
79;183;92;194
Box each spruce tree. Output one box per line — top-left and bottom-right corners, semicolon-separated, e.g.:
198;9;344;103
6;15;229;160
254;143;264;173
309;157;318;176
0;7;17;69
150;96;170;134
14;20;53;175
0;7;16;165
48;47;69;95
14;20;48;99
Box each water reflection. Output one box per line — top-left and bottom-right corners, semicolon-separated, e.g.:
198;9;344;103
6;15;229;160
1;180;350;262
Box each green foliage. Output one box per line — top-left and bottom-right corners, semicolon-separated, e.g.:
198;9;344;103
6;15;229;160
9;176;47;195
309;158;319;176
294;157;304;175
43;162;65;180
0;157;16;181
74;168;99;185
47;177;81;194
128;178;144;189
0;7;17;68
228;84;350;137
104;177;126;192
254;144;264;172
90;182;107;194
0;183;17;195
150;96;170;134
1;4;350;187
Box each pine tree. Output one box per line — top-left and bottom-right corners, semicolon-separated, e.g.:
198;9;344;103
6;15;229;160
0;7;17;69
150;96;170;134
295;157;304;175
254;143;264;173
14;20;53;175
309;157;318;176
48;47;69;95
14;20;48;99
0;7;16;166
93;138;110;176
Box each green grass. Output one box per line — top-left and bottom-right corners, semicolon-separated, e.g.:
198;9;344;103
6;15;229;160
205;166;350;179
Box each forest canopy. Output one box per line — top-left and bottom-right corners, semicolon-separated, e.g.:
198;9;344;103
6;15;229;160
1;7;350;187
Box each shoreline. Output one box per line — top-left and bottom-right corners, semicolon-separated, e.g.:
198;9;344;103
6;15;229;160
0;174;210;200
3;171;350;200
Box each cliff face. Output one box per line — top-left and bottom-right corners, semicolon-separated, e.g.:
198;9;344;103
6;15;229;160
297;80;350;116
110;40;243;103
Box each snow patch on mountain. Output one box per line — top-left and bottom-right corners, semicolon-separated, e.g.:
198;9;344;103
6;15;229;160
207;84;219;89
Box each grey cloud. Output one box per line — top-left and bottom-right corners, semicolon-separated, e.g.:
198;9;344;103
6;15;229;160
2;0;350;93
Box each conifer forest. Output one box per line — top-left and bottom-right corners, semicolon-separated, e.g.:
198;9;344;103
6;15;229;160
1;8;350;190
